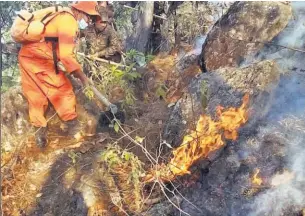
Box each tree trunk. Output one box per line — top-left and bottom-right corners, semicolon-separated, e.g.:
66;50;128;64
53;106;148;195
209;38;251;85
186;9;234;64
150;1;168;55
0;26;2;87
128;1;154;53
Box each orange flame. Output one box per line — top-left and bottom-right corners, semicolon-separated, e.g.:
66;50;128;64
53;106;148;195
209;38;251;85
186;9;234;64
252;168;262;186
145;94;249;182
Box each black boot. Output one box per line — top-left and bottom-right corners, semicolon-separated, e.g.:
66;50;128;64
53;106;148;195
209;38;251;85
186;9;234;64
34;127;48;148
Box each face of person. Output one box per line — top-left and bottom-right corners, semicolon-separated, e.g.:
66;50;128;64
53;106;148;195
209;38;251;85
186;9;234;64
95;20;107;31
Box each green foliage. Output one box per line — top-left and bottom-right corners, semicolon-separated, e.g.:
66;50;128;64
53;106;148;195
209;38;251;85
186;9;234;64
125;49;143;61
1;65;20;93
85;58;141;108
99;144;145;181
24;2;54;12
124;70;141;81
125;49;144;65
83;86;94;100
18;2;71;13
1;2;22;93
145;54;155;63
68;151;81;164
113;2;134;40
122;151;132;161
124;88;137;106
155;83;168;99
0;2;22;30
109;64;141;83
110;65;124;78
114;121;120;133
125;49;155;67
99;144;144;211
135;136;145;144
122;63;141;81
100;147;120;167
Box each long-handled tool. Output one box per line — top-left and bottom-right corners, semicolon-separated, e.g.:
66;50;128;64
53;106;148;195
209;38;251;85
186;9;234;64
58;61;125;126
89;83;125;127
89;84;118;114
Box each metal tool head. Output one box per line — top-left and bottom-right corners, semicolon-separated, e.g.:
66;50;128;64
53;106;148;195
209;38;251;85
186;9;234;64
108;103;118;115
98;109;125;127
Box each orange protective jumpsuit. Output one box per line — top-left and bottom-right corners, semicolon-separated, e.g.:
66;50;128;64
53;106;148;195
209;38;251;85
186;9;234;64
18;12;81;127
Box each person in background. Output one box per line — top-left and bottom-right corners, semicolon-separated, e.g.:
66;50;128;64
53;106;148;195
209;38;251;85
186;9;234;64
82;1;122;72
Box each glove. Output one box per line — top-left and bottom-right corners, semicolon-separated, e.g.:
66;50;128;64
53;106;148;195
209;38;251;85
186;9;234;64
72;69;89;86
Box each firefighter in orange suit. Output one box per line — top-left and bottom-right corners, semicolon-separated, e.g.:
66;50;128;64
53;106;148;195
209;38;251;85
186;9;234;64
18;2;100;148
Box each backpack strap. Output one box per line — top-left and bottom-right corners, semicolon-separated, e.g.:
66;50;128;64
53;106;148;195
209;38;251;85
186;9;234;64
41;12;53;24
41;5;63;25
45;37;59;74
42;6;73;75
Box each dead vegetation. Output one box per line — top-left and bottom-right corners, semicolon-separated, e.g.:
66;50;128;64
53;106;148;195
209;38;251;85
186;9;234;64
3;2;305;215
1;45;202;215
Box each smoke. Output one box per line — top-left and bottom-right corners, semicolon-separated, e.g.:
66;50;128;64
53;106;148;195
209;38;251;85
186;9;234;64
191;35;207;56
249;116;305;216
247;2;305;215
266;74;305;121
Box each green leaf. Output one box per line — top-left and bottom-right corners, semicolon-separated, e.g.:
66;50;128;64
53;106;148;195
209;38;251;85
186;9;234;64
129;72;141;78
123;151;131;161
124;71;141;81
68;151;78;164
156;84;167;99
114;122;119;133
113;68;125;78
135;136;145;143
83;86;95;100
125;91;136;105
145;54;155;63
108;156;120;166
125;63;136;73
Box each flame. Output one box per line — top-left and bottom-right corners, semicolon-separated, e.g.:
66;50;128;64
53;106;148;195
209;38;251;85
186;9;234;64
145;94;249;182
252;168;263;186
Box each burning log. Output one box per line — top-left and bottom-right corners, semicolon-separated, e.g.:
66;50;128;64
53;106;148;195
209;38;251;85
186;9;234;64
164;60;280;148
145;94;249;182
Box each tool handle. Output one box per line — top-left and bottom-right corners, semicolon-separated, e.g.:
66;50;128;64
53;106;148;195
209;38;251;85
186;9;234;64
90;85;111;107
89;85;118;114
57;61;118;114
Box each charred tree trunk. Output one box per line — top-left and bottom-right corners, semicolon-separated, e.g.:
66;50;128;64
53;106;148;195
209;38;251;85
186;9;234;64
151;2;165;54
0;26;2;87
168;1;183;47
128;1;154;54
173;9;179;47
157;1;183;52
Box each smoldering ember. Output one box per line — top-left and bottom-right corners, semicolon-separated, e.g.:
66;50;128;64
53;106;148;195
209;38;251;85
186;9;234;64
1;1;305;216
